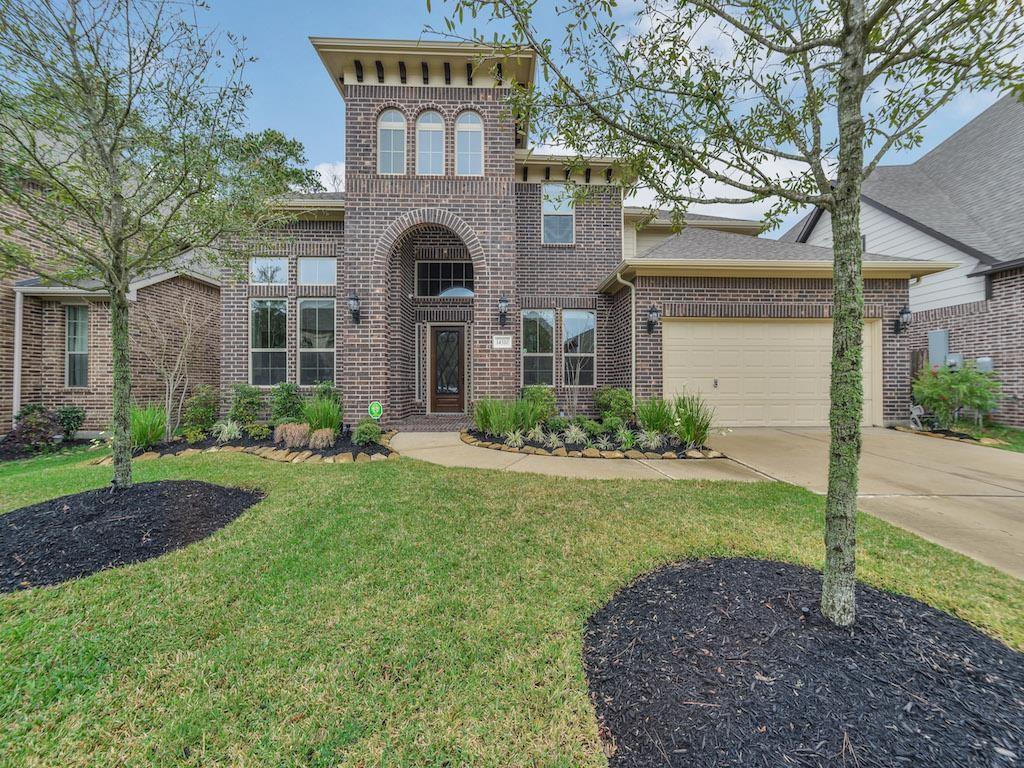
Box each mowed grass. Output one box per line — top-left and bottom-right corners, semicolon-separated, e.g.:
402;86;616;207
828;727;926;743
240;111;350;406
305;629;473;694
1;451;1022;767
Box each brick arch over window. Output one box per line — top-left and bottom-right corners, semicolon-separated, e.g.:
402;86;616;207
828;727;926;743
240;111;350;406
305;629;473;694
373;208;487;280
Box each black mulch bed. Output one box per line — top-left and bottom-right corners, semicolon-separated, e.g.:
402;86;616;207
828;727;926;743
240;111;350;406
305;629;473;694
465;428;713;458
585;558;1024;768
0;480;262;592
0;438;92;463
150;426;390;458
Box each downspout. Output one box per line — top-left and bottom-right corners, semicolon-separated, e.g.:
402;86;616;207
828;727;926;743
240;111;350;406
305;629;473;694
12;290;23;429
615;272;636;400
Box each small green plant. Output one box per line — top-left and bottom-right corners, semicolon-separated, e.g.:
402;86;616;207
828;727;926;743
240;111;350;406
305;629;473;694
308;427;336;450
55;405;86;437
353;418;382;446
673;393;716;448
563;423;587;445
182;426;207;444
15;403;47;422
228;384;262;424
183;385;218;430
546;416;569;434
312;380;342;403
913;364;1002;429
302;395;343;433
504;429;525;448
270;382;304;425
637;430;665;452
474;398;546;436
130;404;167;450
211;419;242;444
636;397;675;433
527;424;547;444
244;422;271;441
594;435;613;451
601;415;624;434
577;418;606;439
594;386;634;422
520;385;557;421
616;427;636;451
546;431;564;449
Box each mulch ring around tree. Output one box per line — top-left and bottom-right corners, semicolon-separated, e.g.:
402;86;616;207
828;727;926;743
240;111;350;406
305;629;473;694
585;558;1023;768
0;481;262;592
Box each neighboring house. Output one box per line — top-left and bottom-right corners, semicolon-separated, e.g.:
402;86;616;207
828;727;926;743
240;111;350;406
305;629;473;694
219;37;947;428
782;95;1024;426
1;201;222;431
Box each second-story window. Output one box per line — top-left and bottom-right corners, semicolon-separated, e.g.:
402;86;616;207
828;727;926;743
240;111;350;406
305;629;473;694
542;183;574;244
378;108;406;175
416;111;444;175
455;111;483;176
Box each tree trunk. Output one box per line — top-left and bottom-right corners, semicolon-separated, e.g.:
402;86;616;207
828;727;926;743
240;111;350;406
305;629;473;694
821;2;867;627
109;286;133;489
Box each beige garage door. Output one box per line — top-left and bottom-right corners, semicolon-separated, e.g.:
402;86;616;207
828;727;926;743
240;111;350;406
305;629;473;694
662;319;882;427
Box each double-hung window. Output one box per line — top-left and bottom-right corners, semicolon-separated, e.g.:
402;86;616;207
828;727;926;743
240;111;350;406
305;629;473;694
298;299;335;385
521;309;555;386
65;305;88;387
250;299;287;385
250;256;287;285
455;111;483;176
378;109;406;175
563;309;596;387
298;257;336;286
542;182;574;244
416;111;444;175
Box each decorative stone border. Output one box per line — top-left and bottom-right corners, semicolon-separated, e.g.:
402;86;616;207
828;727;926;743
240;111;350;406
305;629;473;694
889;425;1008;447
459;430;724;460
88;431;401;467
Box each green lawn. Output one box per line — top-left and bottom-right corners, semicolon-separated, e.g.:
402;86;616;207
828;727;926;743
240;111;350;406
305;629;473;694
959;422;1024;453
1;451;1021;767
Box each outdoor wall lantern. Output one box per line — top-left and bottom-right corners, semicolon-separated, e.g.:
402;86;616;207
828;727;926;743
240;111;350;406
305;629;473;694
646;304;662;334
348;291;361;324
894;304;912;335
498;295;510;326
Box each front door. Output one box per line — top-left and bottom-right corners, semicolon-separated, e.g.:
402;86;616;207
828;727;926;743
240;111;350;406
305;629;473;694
430;326;464;413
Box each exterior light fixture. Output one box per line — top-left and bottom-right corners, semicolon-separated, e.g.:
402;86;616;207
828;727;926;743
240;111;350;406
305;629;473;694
646;304;662;334
348;291;361;324
497;295;510;326
894;304;912;335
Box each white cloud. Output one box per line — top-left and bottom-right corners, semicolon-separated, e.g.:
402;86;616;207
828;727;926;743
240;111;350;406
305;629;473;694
314;161;345;192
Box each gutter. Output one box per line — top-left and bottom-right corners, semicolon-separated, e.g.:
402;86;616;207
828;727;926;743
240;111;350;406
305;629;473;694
614;272;637;400
11;291;23;428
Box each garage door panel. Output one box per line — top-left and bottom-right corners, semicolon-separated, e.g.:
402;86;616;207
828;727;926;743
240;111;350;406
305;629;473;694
662;319;880;427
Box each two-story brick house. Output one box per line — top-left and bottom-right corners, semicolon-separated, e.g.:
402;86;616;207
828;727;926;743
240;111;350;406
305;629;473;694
220;38;950;428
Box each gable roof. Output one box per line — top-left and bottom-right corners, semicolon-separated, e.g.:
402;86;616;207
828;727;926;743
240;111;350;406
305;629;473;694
13;254;219;299
780;95;1024;271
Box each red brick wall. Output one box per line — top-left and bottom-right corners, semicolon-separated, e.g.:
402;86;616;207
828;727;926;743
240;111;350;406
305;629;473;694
631;276;912;423
905;267;1023;426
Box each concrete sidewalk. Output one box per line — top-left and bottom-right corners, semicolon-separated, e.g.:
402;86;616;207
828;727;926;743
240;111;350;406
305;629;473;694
390;432;768;482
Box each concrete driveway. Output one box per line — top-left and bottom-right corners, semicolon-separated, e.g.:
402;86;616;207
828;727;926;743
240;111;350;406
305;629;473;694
709;428;1024;578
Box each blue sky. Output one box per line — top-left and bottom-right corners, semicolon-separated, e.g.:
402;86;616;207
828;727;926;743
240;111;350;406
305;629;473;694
203;0;1002;236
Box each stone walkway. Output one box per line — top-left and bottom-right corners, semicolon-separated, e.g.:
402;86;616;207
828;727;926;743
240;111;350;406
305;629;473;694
389;431;767;481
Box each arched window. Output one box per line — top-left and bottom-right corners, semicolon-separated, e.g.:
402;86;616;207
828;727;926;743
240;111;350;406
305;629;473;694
455;111;483;176
377;109;406;175
416;111;445;175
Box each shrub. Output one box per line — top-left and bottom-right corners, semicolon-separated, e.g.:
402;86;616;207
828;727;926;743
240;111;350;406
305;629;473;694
8;407;59;452
673;393;716;448
309;427;336;450
601;415;624;434
211;419;242;444
577;417;606;439
183;385;219;430
182;426;207;444
353;418;382;446
474;398;546;436
270;383;304;425
504;429;525;448
130;404;166;450
274;422;309;449
244;423;271;441
636;397;675;433
55;405;86;437
594;386;634;422
313;380;342;404
563;423;587;445
616;427;636;451
15;403;47;422
520;385;557;421
302;395;343;433
913;364;1002;429
637;430;665;452
546;416;569;434
228;384;262;424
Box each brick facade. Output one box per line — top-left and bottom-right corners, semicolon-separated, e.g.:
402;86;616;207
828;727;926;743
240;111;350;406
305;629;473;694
905;267;1023;426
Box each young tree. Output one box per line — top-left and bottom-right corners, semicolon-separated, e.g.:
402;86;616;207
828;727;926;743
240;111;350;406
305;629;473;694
0;0;319;489
438;0;1023;624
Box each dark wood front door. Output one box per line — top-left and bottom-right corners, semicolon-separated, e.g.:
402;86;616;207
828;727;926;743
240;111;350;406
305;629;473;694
430;326;464;413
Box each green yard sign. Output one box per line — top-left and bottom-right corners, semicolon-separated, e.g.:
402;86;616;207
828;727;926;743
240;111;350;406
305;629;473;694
368;401;383;420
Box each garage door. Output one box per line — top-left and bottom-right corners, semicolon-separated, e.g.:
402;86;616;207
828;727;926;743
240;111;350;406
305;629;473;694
662;319;882;427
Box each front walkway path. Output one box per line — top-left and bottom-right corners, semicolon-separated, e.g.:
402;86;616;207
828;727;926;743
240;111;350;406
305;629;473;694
389;431;767;481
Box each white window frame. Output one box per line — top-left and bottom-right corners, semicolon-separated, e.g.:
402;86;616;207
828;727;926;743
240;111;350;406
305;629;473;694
297;298;336;386
414;260;476;298
248;298;288;387
416;110;445;176
297;257;336;286
562;309;596;387
542;182;575;245
65;304;88;388
377;108;407;175
454;111;484;177
521;309;555;387
249;256;288;285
